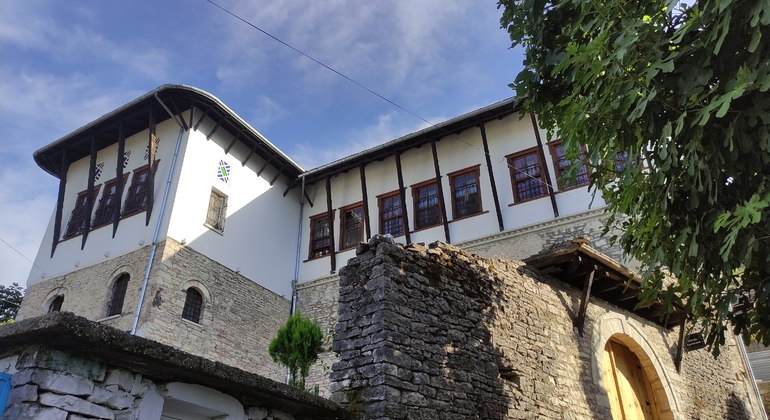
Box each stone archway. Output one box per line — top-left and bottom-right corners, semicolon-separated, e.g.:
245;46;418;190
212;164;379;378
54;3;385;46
591;313;680;419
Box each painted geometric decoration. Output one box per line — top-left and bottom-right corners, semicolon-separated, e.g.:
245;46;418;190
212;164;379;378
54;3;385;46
123;150;131;168
94;162;104;181
144;137;160;161
217;160;231;184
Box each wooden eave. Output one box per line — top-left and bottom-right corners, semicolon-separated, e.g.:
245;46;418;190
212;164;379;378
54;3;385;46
524;239;687;329
288;97;522;189
33;84;303;181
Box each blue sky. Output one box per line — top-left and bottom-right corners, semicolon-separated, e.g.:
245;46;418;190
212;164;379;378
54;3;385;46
0;0;524;289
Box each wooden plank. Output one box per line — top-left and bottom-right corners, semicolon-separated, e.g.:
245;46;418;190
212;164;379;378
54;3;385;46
193;107;209;131
170;99;189;131
326;176;336;273
269;170;281;186
610;341;656;420
603;342;625;420
206;119;221;140
675;317;686;373
113;121;126;238
51;151;70;257
576;266;596;336
188;100;195;130
146;106;156;226
530;113;559;217
81;135;98;250
479;122;504;232
395;151;411;245
257;157;272;177
242;145;257;166
359;164;371;240
225;133;240;154
431;139;450;243
304;191;314;207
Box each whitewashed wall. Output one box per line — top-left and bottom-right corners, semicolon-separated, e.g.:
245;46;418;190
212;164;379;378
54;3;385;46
26;118;187;287
165;109;301;298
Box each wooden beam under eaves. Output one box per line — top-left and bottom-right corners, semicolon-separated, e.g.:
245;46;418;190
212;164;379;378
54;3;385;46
225;133;241;155
51;151;70;258
146;106;157;226
206;119;221;140
326;176;336;274
258;157;273;177
81;136;98;250
479;122;504;232
242;145;258;166
359;164;371;240
113;121;126;238
395;151;411;245
193;107;209;131
575;265;597;336
431;139;450;243
169;99;189;131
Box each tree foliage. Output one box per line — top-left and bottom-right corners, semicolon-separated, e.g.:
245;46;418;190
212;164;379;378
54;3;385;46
499;0;770;354
268;312;324;390
0;283;24;324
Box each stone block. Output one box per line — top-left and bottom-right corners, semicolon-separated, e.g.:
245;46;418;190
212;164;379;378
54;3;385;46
10;369;34;387
247;406;269;419
39;392;115;419
135;385;164;420
267;409;295;420
104;368;135;392
88;385;135;410
38;350;106;382
6;384;38;405
33;370;94;396
2;403;68;420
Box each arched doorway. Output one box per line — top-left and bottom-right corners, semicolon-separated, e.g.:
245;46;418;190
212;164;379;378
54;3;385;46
602;338;663;419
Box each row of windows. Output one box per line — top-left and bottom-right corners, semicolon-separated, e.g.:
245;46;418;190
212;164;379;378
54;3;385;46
63;162;157;239
46;274;204;324
307;141;594;259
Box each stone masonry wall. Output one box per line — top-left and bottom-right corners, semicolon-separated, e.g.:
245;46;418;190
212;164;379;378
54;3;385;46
136;238;290;382
0;346;300;420
17;238;290;382
296;275;340;398
330;235;762;419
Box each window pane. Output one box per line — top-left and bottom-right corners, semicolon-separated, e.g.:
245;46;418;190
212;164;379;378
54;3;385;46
182;288;203;323
341;207;363;249
414;184;440;229
452;172;480;217
380;195;403;235
107;274;129;316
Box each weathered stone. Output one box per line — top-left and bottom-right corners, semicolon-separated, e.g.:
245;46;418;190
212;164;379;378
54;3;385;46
39;350;106;382
2;403;68;420
104;368;135;392
33;370;95;396
268;409;295;420
88;384;135;410
6;383;38;405
247;406;269;419
39;392;115;419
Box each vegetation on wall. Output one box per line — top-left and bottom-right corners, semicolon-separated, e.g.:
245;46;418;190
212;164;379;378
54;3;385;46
0;282;24;324
499;0;770;353
269;312;324;390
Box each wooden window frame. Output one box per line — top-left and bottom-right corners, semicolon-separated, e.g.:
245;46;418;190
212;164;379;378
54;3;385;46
92;174;130;228
411;179;442;231
447;165;483;220
506;147;548;204
122;160;160;218
548;140;589;191
377;190;405;237
308;211;334;260
339;202;364;251
107;273;130;317
181;288;203;324
62;186;102;240
204;188;228;233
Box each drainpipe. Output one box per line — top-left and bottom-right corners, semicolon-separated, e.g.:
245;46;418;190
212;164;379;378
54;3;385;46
290;175;306;315
130;94;186;335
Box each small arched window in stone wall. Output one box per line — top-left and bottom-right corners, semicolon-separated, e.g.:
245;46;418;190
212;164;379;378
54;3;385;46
603;338;666;420
107;274;130;316
48;296;64;313
182;288;203;323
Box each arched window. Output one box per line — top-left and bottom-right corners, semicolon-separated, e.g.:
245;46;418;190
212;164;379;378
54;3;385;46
107;274;130;316
48;296;64;313
603;339;661;419
182;288;203;323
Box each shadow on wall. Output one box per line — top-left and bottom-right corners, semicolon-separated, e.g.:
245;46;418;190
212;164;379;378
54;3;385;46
329;235;509;419
726;392;751;420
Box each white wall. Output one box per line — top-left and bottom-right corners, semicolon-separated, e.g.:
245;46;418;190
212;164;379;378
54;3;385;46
165;110;301;298
27;118;187;287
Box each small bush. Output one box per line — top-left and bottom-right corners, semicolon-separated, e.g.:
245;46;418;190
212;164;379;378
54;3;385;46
268;312;323;390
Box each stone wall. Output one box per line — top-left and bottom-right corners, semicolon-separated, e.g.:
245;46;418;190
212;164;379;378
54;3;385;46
330;235;762;419
17;238;291;382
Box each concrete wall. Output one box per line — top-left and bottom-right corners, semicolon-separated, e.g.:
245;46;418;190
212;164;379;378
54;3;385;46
17;238;290;382
329;235;762;419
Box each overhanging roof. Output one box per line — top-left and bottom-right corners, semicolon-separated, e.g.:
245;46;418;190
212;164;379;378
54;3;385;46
289;97;521;188
524;238;687;329
33;84;304;181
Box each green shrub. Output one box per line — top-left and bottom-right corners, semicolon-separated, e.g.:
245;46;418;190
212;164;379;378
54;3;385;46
268;312;323;390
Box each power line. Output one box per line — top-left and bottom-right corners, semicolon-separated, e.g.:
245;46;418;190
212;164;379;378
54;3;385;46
0;236;47;277
205;0;587;203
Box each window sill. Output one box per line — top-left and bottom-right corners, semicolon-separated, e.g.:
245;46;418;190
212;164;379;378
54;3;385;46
554;183;590;193
449;210;489;223
181;318;204;329
508;196;548;207
96;314;121;323
203;223;225;235
304;254;332;263
411;224;443;234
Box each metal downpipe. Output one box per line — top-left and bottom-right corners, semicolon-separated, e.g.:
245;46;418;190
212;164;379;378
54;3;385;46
290;175;306;315
130;94;186;335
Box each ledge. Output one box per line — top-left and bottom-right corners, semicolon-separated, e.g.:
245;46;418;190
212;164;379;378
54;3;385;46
0;312;344;420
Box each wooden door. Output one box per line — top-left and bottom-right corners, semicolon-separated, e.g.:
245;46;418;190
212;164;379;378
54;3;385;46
603;340;659;420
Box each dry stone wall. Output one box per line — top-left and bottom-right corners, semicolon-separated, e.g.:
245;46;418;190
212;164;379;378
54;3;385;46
330;235;762;419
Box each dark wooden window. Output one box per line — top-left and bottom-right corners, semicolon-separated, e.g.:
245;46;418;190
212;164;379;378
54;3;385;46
48;296;63;313
507;148;547;203
182;288;203;323
63;186;101;239
412;180;441;230
309;213;332;259
122;161;158;217
92;175;129;228
549;141;589;189
107;274;129;317
449;166;482;219
340;203;363;251
205;189;227;233
378;191;404;236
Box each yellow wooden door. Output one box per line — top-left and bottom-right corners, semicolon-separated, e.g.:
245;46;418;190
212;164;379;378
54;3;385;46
603;340;659;420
